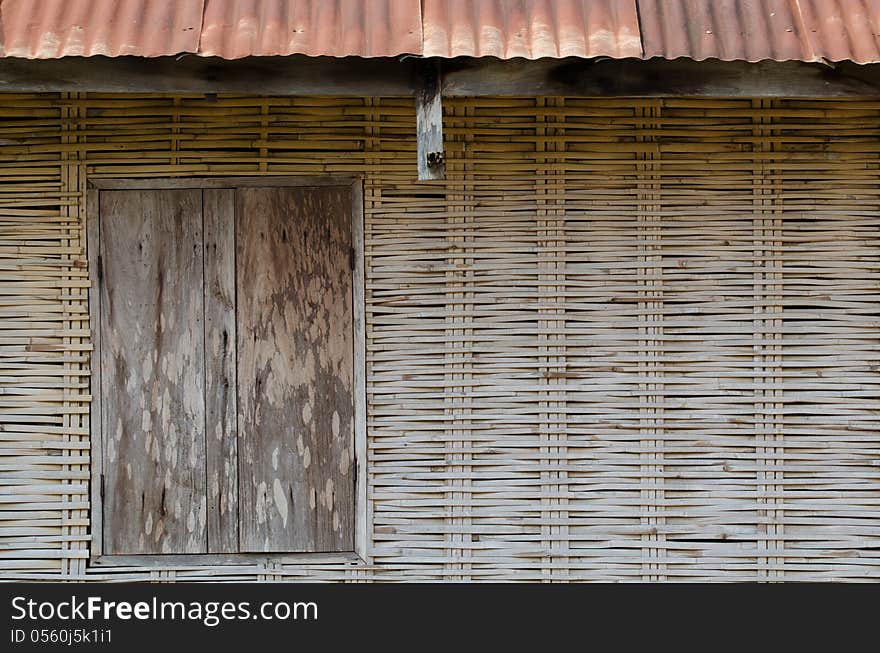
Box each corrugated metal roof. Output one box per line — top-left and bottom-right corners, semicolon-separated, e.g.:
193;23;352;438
798;0;880;63
0;0;879;63
199;0;421;58
639;0;880;64
0;0;204;58
421;0;642;59
0;0;420;59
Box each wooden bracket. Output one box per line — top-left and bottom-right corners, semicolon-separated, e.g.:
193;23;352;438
416;58;445;181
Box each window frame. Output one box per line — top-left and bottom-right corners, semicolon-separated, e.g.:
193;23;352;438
86;176;368;568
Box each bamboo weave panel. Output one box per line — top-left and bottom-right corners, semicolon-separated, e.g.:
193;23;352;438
0;95;877;581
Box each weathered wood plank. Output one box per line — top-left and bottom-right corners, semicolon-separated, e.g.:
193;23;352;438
416;59;445;181
441;58;880;98
85;189;103;560
236;186;354;553
92;551;361;567
99;189;207;555
0;55;416;95
89;176;359;190
0;55;880;97
203;189;238;554
350;180;369;562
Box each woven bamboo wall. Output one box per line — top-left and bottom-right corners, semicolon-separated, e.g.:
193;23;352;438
1;94;878;581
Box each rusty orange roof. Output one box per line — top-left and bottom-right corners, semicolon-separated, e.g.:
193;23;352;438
0;0;878;63
639;0;880;64
0;0;422;59
199;0;421;58
0;0;204;58
421;0;642;59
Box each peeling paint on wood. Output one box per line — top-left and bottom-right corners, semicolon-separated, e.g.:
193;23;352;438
236;186;354;553
90;179;358;560
99;189;207;555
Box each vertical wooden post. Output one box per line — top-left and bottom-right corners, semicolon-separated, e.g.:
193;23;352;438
416;58;445;181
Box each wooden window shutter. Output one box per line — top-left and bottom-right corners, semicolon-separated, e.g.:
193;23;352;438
93;182;356;557
235;187;355;553
99;189;208;555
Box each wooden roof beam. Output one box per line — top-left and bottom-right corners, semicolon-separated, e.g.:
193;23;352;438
0;55;879;98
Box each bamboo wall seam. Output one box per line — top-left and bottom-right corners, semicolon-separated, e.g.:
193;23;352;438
0;94;878;581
